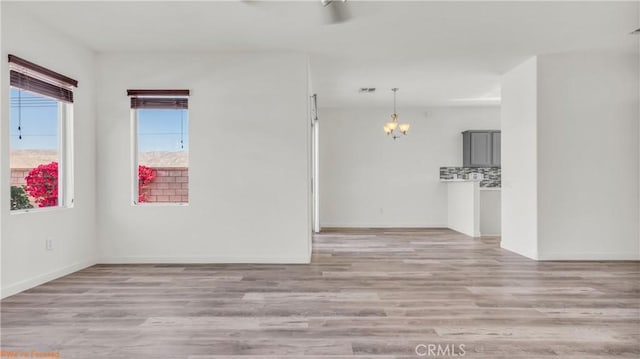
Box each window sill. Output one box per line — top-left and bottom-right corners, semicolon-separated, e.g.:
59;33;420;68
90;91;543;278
132;202;189;207
10;205;74;215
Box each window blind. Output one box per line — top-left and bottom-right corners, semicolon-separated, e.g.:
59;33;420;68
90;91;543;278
8;55;77;103
128;89;189;110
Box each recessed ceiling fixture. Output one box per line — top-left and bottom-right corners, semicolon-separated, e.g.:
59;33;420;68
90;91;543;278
359;87;376;93
383;88;410;140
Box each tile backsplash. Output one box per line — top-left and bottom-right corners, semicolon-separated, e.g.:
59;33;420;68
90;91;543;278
440;167;501;188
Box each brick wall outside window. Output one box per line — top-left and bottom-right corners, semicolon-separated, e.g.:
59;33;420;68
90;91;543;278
140;167;189;203
11;166;189;204
10;168;30;187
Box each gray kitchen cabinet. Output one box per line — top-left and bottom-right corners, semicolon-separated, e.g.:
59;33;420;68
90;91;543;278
491;132;501;167
462;130;501;167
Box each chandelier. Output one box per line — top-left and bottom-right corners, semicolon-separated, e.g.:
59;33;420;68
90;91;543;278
383;88;410;139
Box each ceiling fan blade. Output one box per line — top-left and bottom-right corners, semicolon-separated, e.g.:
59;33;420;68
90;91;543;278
325;1;351;24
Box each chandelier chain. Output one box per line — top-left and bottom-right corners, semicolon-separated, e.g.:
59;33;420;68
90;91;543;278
393;88;397;114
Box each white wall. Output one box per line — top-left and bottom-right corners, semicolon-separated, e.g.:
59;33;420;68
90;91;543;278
1;6;97;297
319;106;500;228
500;57;539;259
96;52;311;263
501;51;640;261
537;51;639;260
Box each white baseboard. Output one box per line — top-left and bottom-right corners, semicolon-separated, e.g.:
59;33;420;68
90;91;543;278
447;226;480;238
538;251;640;261
98;256;311;264
500;242;538;260
319;224;449;229
1;259;96;299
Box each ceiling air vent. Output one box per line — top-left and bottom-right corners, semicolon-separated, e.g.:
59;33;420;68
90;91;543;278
359;88;376;93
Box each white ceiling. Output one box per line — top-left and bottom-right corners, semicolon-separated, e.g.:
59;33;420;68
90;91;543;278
6;1;639;107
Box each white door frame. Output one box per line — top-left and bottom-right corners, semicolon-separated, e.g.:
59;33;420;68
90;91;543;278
311;94;320;233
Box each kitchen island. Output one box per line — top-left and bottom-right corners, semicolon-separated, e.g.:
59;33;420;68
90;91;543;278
442;179;501;237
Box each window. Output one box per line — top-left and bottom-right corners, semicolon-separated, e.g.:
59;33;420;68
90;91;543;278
9;55;76;211
129;90;189;205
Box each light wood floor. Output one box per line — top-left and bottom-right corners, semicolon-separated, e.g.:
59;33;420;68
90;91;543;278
1;229;639;358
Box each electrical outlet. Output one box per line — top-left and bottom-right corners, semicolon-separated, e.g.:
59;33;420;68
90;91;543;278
45;237;54;251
